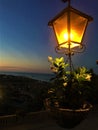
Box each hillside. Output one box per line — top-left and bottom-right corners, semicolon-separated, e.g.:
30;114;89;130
0;74;50;116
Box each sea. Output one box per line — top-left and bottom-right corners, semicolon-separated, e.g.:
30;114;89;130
0;71;54;82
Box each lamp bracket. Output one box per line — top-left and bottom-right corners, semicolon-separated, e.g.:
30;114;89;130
55;44;86;55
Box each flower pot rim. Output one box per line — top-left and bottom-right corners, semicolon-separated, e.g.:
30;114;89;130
58;103;93;112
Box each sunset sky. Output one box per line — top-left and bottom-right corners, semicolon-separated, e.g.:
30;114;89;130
0;0;98;74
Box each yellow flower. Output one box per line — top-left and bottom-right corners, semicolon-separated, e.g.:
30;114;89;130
48;56;53;62
50;66;58;73
85;74;92;81
63;82;67;87
48;90;54;94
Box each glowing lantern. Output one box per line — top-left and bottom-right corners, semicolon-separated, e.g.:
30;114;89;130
48;6;93;50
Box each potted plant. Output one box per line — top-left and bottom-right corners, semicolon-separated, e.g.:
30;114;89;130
45;56;93;128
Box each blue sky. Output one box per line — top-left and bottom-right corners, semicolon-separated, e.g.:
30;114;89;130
0;0;98;74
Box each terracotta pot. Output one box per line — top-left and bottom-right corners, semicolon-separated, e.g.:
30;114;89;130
54;105;92;128
44;99;92;128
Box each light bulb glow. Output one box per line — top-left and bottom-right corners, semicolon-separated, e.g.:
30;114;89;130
57;30;81;48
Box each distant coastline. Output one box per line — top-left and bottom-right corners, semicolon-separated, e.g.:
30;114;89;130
0;71;54;82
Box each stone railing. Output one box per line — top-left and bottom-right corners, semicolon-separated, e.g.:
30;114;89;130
0;111;49;128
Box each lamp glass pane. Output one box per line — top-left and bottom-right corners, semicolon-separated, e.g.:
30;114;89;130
70;11;88;43
53;13;68;45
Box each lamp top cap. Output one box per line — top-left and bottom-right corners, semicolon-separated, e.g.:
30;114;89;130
48;6;93;26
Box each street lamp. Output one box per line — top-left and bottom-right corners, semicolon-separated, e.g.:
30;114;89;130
48;0;93;71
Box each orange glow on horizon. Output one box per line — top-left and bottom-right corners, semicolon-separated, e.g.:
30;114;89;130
0;65;48;73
